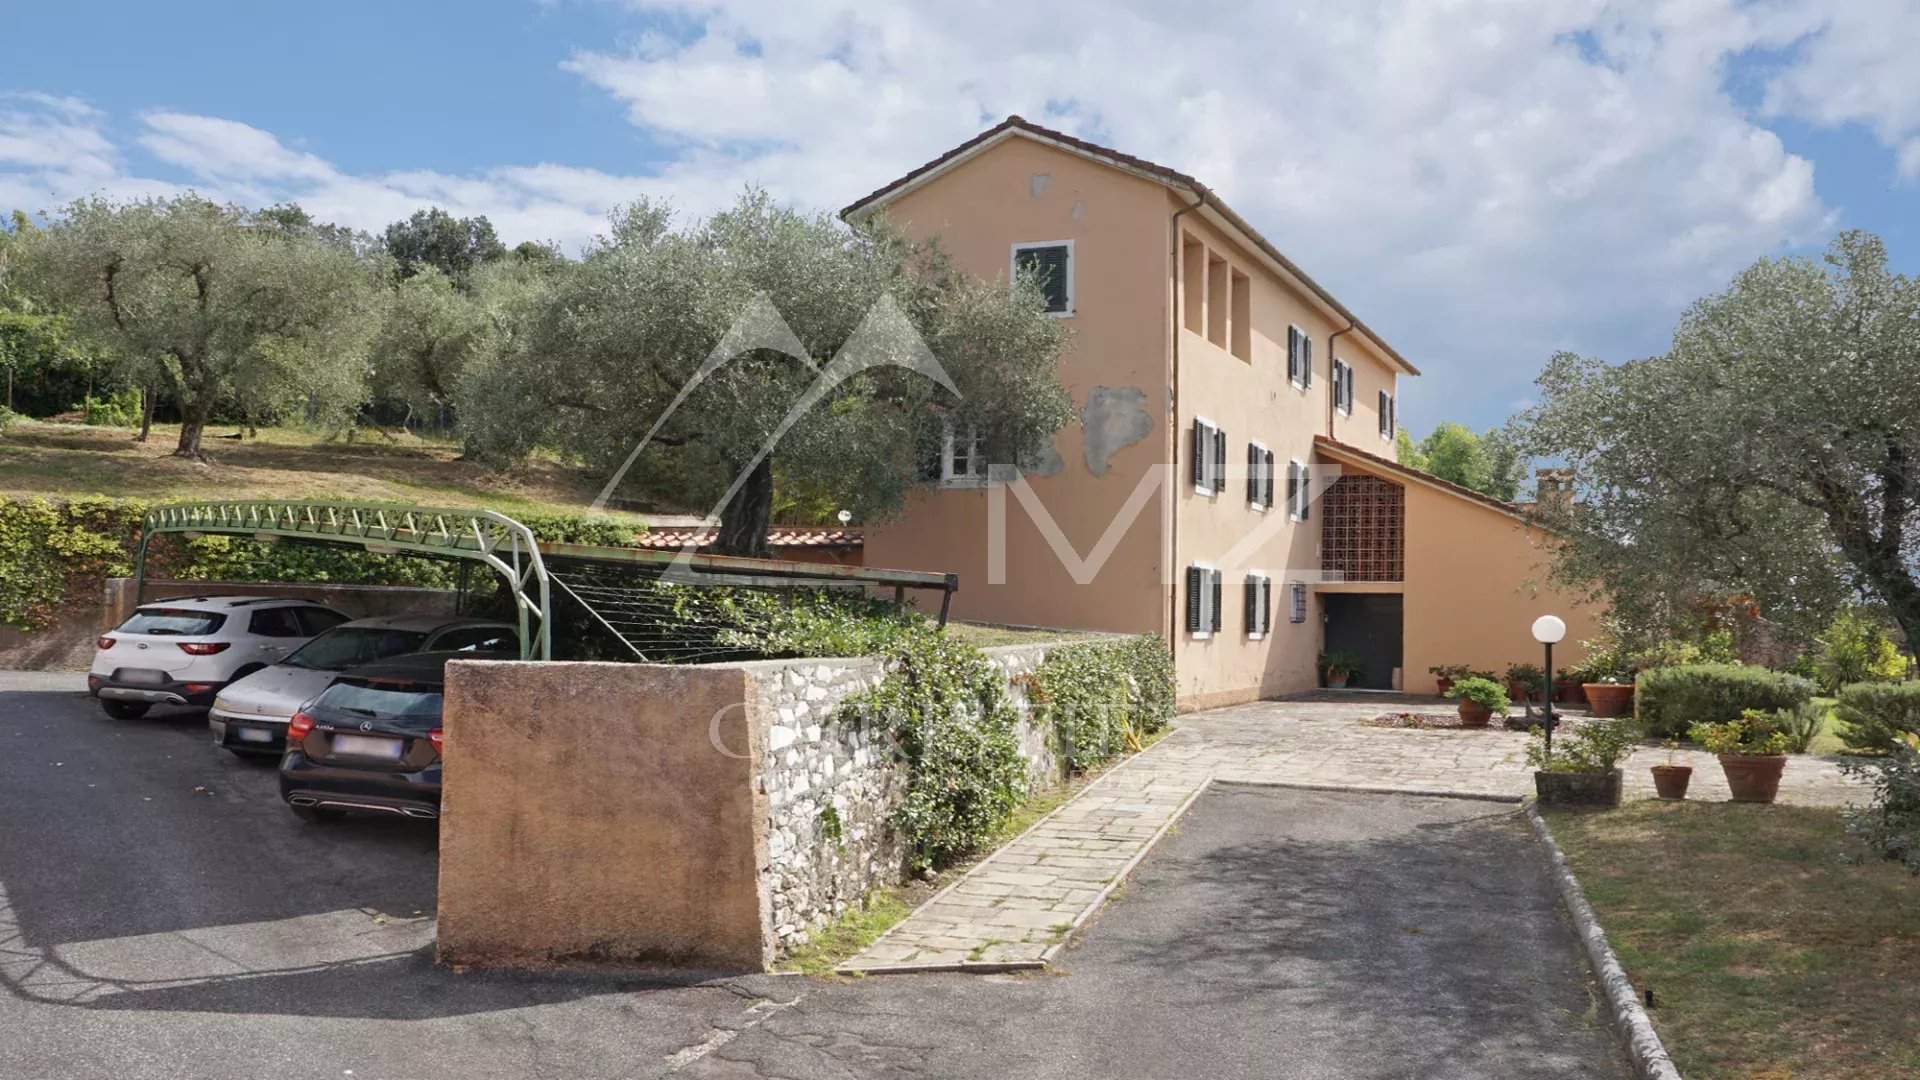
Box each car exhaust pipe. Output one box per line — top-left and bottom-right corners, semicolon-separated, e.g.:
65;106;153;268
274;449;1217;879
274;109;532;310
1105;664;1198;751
400;806;439;820
288;795;319;806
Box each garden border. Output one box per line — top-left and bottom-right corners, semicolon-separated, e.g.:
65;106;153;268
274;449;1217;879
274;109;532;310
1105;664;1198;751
1525;804;1683;1080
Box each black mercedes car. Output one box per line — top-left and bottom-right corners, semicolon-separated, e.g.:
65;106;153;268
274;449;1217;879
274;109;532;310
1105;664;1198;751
279;650;507;823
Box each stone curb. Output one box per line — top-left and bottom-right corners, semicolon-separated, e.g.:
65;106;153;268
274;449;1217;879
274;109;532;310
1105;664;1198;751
1211;779;1523;805
1525;804;1683;1080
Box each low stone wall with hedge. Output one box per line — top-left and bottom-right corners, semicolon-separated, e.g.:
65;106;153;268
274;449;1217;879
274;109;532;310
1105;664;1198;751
747;632;1174;952
1636;663;1816;738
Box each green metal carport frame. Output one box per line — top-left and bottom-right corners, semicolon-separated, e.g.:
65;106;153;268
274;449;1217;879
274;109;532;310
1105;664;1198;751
133;500;553;661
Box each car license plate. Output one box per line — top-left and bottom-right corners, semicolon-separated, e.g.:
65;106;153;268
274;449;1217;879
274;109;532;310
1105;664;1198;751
331;734;404;760
236;727;274;744
119;669;164;684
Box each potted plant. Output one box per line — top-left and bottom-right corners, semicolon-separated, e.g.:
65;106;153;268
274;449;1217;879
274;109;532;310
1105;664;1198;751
1649;739;1692;800
1428;664;1469;696
1582;675;1635;718
1444;676;1509;728
1529;718;1638;807
1320;651;1362;689
1554;668;1587;706
1690;709;1792;804
1505;662;1545;704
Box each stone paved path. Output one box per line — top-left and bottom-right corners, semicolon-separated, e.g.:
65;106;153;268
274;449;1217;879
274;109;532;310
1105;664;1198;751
838;694;1867;974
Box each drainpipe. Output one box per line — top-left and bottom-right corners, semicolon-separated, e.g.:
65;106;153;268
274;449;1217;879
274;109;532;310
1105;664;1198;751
1326;320;1356;441
1167;190;1206;642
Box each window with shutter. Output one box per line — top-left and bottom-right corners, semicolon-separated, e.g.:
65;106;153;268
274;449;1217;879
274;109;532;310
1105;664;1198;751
1247;443;1261;506
1245;576;1260;635
1287;325;1303;386
1302;335;1313;387
1388;394;1397;437
1379;391;1392;439
1191;420;1208;489
1263;449;1276;508
1331;359;1346;411
1186;566;1205;634
1300;464;1312;521
1341;364;1355;415
1261;577;1273;634
1011;242;1073;315
1286;460;1302;519
1212;427;1227;492
1210;569;1223;633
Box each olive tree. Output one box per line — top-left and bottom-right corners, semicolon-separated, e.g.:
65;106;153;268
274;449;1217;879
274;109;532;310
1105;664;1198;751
1513;230;1917;643
18;195;386;457
369;258;562;426
462;190;1074;556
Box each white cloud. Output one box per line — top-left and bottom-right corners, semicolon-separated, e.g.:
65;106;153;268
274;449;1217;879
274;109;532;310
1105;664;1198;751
138;112;338;183
1760;0;1920;178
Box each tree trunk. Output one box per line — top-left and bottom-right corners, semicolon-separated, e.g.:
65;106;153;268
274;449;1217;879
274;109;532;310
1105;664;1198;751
135;387;155;442
715;456;774;559
174;406;209;459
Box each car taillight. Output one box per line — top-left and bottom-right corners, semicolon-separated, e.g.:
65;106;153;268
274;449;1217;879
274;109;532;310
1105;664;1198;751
428;728;444;754
96;636;116;650
288;711;315;740
178;642;230;655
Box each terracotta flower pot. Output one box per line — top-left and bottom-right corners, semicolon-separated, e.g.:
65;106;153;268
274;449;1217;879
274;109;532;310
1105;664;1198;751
1458;701;1493;728
1583;682;1634;718
1435;676;1455;697
1325;672;1349;689
1535;769;1623;808
1650;764;1693;800
1718;754;1787;804
1558;683;1587;706
1506;680;1533;703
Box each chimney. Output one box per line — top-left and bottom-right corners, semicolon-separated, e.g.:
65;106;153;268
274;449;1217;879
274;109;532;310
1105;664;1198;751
1535;468;1575;517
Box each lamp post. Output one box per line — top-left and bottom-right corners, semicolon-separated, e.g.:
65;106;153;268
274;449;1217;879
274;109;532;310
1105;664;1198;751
1532;615;1567;758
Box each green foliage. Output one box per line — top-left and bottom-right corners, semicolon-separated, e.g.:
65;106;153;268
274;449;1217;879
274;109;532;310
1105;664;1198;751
0;497;142;628
1809;608;1908;694
1505;662;1545;695
1527;718;1638;773
18;195;387;455
1774;700;1827;755
459;189;1074;556
1636;664;1814;738
1411;421;1528;501
77;387;142;427
1690;712;1792;756
1842;734;1920;873
1513;231;1920;645
1835;681;1920;754
849;629;1027;873
1027;635;1175;773
1428;663;1470;680
383;207;507;284
1445;675;1510;710
1319;650;1363;678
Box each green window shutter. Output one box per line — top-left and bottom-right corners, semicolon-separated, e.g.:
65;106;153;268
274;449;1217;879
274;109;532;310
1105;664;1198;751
1015;244;1070;313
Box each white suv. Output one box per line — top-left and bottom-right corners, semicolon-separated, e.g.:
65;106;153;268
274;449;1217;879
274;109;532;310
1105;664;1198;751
88;597;351;720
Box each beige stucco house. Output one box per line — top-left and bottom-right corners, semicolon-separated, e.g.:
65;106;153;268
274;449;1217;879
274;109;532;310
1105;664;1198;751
845;116;1601;707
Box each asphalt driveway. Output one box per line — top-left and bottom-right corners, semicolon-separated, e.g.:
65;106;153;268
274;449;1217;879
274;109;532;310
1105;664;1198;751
3;673;1629;1079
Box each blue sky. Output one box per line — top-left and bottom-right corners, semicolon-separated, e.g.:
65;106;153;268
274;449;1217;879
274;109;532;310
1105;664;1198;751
4;0;1917;436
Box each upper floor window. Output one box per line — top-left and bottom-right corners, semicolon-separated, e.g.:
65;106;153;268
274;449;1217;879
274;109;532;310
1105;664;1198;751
1012;241;1074;316
1332;359;1355;415
1379;391;1396;440
1247;441;1275;511
1287;326;1314;389
1287;459;1312;521
1191;418;1226;495
920;417;988;487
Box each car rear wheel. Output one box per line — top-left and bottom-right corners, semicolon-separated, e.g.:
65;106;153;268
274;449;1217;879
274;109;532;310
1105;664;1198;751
290;804;346;823
100;700;150;720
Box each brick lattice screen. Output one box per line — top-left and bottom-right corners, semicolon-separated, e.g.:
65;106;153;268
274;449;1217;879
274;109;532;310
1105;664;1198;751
1321;474;1405;582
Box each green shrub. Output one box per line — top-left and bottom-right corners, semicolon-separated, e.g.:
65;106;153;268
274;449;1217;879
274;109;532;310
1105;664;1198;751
77;388;142;427
1527;718;1638;773
1775;701;1826;755
1842;734;1920;873
1028;634;1175;773
1689;710;1792;756
1835;681;1920;754
0;497;144;628
1445;676;1509;711
1635;664;1814;738
851;630;1027;873
1811;608;1908;694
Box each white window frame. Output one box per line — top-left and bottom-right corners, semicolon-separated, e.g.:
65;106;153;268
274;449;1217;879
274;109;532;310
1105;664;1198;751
939;418;987;488
1011;240;1075;318
1287;458;1308;521
1248;440;1271;512
1246;570;1270;640
1287;324;1310;390
1192;416;1220;497
1188;560;1217;640
1289;581;1308;624
1379;390;1396;441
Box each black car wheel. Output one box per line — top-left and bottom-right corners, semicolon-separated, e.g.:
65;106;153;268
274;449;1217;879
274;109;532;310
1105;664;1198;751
290;804;346;823
100;700;150;720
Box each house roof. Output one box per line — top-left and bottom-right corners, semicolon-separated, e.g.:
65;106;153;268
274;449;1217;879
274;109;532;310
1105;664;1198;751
841;115;1420;377
1312;435;1531;522
634;526;864;551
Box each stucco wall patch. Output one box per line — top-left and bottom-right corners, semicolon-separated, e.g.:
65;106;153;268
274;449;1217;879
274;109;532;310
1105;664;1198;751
1080;386;1154;477
1029;172;1052;197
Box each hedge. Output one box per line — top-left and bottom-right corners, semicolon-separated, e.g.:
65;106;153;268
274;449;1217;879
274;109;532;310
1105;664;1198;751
1027;635;1176;773
1836;681;1920;754
1635;663;1815;739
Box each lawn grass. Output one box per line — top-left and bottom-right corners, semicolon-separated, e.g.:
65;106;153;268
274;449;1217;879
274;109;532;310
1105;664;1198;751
1806;696;1850;756
0;419;652;525
1546;800;1920;1080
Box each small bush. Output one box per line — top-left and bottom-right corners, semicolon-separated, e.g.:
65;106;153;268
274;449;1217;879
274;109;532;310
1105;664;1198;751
1842;735;1920;873
1811;608;1908;693
1527;718;1638;773
1028;634;1175;773
1690;710;1792;756
1776;701;1826;755
1635;664;1814;739
1446;676;1509;711
1835;681;1920;754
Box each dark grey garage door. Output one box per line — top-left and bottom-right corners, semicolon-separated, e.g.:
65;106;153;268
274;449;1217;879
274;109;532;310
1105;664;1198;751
1322;593;1403;690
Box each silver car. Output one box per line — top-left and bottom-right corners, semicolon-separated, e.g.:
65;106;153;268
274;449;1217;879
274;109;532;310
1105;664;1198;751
208;615;517;757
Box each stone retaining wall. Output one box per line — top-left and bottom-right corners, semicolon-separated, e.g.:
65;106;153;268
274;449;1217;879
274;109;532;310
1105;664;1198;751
745;642;1069;950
